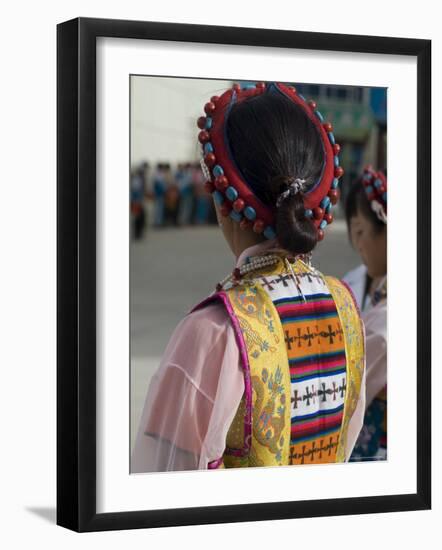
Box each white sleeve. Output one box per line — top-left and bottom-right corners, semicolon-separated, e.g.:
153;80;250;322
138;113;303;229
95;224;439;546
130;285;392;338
363;301;387;408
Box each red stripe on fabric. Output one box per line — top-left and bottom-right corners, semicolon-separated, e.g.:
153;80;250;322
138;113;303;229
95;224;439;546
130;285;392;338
276;300;336;316
290;358;346;375
291;412;343;437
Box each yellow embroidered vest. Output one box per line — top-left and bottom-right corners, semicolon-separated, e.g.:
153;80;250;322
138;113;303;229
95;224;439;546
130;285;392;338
214;255;365;468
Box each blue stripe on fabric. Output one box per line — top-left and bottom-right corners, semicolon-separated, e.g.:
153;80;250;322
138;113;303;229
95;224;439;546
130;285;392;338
280;310;338;323
289;350;346;366
273;293;332;305
290;367;346;384
292;403;344;423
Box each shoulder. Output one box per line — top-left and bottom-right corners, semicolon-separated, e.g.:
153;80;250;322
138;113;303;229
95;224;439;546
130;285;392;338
182;299;232;335
362;299;387;339
342;264;367;286
325;276;362;314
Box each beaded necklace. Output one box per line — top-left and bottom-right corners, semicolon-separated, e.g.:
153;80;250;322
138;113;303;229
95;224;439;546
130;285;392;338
215;252;317;302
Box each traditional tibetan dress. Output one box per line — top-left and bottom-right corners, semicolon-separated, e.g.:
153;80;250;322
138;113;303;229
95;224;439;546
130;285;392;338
190;253;365;468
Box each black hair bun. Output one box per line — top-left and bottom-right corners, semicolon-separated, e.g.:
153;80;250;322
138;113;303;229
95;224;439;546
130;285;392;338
273;175;318;254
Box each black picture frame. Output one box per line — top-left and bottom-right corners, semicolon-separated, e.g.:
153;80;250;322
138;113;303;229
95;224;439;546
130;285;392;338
57;16;431;532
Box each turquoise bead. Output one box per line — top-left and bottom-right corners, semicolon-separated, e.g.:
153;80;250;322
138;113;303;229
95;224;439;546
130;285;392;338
204;142;213;154
213;190;224;205
244;206;256;220
304;209;313;219
229;210;242;222
243;84;256;90
226;186;238;201
320;196;331;209
334;155;339;167
365;185;374;194
320;220;328;229
315;110;324;122
298;93;306;101
332;178;339;189
374;178;383;189
205;117;213;129
213;165;224;177
264;226;276;239
325;203;332;214
328;132;335;145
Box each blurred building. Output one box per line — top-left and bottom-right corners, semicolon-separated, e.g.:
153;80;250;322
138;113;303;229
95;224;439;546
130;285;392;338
293;83;386;206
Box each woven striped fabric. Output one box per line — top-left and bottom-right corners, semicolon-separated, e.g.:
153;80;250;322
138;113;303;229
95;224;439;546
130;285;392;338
254;265;347;464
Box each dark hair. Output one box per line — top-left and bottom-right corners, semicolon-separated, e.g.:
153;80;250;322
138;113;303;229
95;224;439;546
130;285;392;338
225;90;324;254
345;176;386;241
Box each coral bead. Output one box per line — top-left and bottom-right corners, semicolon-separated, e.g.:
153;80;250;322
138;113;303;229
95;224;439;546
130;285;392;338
317;228;324;241
378;184;386;194
215;175;229;192
233;198;245;212
232;83;241;92
204;101;216;114
328;188;340;205
253;219;265;233
324;213;333;224
334;166;344;178
313;207;324;220
220;203;232;216
210;95;220;103
197;116;207;129
204;181;215;194
333;143;341;155
204;153;216;167
256;82;266;90
308;100;317;109
323;122;333;132
240;218;253;230
198;130;210;144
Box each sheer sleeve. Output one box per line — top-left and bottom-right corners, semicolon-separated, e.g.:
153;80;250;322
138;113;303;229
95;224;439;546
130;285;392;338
131;301;245;473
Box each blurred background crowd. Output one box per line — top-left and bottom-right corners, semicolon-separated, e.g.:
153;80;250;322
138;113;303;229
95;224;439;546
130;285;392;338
130;160;217;240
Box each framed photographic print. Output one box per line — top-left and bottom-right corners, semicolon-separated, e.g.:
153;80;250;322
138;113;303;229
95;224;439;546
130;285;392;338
57;17;431;532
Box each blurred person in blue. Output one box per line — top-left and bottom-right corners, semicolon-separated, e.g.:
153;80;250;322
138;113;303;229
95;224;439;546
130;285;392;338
176;162;194;226
153;162;167;227
343;166;387;461
192;161;210;224
163;163;180;226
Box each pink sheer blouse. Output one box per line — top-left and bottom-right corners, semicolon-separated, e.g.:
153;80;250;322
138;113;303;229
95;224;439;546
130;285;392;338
131;240;366;473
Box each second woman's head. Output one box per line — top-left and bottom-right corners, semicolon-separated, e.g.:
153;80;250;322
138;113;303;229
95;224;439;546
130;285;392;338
345;176;387;278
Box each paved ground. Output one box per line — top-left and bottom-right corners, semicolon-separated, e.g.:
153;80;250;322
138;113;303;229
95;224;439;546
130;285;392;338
130;221;360;450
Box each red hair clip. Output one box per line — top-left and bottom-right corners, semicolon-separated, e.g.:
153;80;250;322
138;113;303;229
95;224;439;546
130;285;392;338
361;165;387;223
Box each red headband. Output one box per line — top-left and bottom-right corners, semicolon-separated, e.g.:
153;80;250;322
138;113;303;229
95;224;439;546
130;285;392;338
197;81;344;241
361;165;387;223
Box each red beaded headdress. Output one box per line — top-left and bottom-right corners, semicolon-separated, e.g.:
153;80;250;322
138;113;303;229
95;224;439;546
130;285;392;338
361;165;387;224
197;81;344;241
